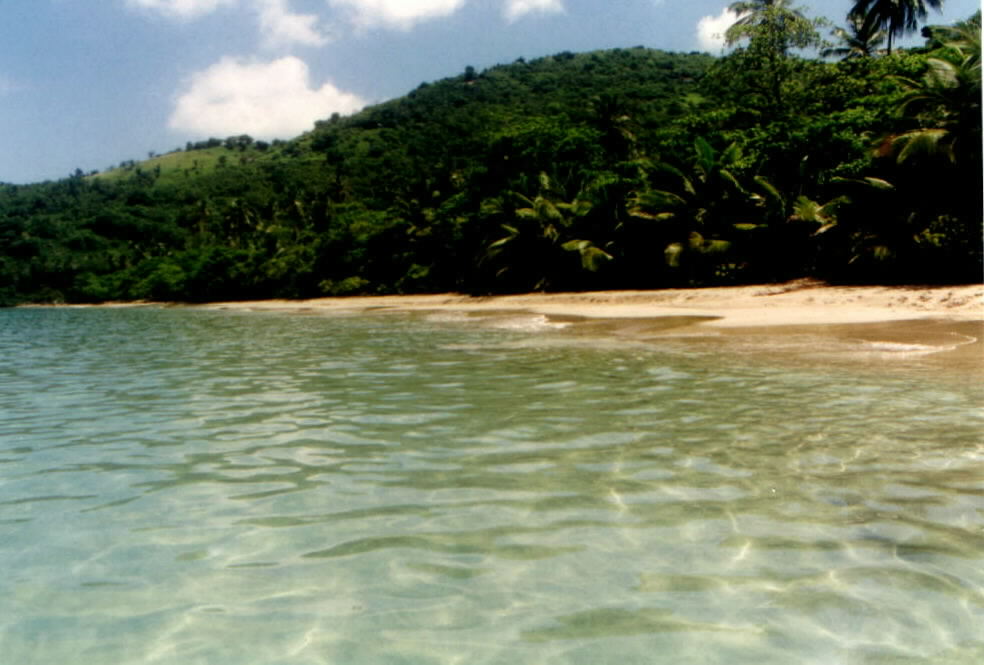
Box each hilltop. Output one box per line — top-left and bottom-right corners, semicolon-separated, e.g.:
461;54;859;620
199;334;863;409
1;31;980;305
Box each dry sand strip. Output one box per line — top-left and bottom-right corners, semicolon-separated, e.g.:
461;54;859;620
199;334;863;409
203;280;984;328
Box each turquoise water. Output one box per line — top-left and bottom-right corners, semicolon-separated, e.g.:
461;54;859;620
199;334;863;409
1;307;982;664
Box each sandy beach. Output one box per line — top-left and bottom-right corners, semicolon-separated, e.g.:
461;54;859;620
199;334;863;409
202;279;983;327
200;280;984;370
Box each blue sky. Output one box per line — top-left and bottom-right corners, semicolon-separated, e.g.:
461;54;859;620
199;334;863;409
0;0;978;184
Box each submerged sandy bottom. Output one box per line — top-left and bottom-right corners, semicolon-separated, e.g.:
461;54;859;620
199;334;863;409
5;300;983;664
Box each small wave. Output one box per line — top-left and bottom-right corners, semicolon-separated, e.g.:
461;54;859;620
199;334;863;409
851;332;977;358
485;314;570;332
864;341;950;355
423;311;471;323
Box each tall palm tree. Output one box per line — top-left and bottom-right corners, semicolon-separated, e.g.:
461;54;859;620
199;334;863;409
726;0;816;55
729;0;803;25
891;14;981;164
849;0;945;55
822;14;887;59
724;0;824;108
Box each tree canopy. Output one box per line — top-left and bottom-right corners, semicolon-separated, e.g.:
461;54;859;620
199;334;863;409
1;7;980;306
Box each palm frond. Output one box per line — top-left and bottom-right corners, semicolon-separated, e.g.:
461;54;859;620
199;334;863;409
632;189;690;209
628;209;677;222
693;137;717;180
830;176;895;191
720;169;749;195
791;195;824;223
892;128;954;163
720;142;743;167
753;175;785;212
532;196;565;223
561;239;614;272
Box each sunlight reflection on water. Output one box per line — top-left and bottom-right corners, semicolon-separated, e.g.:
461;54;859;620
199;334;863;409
0;307;982;664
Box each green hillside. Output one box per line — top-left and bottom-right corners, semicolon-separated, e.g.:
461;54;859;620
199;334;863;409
92;147;261;185
1;11;980;305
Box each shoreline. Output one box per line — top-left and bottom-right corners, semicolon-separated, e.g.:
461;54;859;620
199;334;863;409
196;280;983;370
195;280;984;328
20;280;983;326
19;281;984;369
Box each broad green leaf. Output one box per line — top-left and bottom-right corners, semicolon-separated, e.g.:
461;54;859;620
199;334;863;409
535;197;565;222
580;246;614;272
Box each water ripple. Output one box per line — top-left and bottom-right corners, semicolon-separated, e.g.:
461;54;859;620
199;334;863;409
1;307;982;664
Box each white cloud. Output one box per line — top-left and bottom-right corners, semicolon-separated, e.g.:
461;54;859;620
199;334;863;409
255;0;328;47
327;0;466;30
126;0;237;19
130;0;559;40
696;7;741;52
128;0;326;47
503;0;564;22
169;56;365;138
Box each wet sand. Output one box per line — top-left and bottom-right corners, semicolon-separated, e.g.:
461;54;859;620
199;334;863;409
199;280;983;370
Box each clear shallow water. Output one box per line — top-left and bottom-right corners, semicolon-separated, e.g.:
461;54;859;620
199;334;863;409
1;307;982;665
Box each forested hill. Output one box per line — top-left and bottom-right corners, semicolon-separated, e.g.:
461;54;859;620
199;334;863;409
1;17;981;305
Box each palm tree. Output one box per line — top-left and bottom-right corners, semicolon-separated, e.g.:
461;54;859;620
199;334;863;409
728;0;804;25
726;0;819;55
849;0;945;55
628;138;749;275
589;94;638;164
484;173;612;291
890;17;981;164
822;14;887;59
724;0;824;109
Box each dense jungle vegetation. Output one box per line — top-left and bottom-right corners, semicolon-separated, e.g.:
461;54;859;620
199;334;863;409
1;5;980;305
